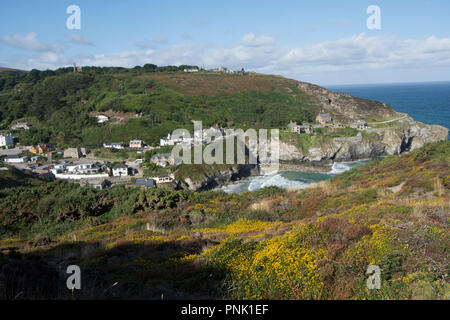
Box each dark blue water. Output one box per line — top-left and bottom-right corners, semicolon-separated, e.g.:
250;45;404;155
326;82;450;140
222;81;450;194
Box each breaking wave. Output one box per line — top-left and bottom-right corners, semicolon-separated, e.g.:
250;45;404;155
219;159;373;194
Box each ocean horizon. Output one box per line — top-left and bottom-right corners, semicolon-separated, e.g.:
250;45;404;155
326;81;450;140
221;81;450;193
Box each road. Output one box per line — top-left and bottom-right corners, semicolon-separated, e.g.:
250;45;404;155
0;147;27;156
368;115;408;125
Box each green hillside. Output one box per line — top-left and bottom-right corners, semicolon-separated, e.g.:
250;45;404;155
0;165;44;190
0;66;320;148
0;141;448;299
1;65;397;149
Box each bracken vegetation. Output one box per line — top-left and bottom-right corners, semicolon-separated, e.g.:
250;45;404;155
0;141;449;299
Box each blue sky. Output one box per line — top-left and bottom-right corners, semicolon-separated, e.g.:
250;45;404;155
1;0;450;85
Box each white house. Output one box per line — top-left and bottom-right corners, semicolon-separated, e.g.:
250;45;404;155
291;124;313;135
96;115;109;123
11;122;30;130
351;120;369;130
227;68;245;75
159;132;199;147
0;134;14;147
129;140;143;148
4;155;28;163
112;163;128;177
66;163;101;174
50;162;109;180
160;133;176;146
184;68;199;73
103;142;124;149
51;163;67;174
153;174;174;184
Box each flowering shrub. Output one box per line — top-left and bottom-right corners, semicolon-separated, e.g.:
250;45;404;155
206;224;327;299
196;218;280;235
343;224;398;267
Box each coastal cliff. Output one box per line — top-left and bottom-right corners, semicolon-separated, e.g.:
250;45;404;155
278;116;448;171
175;113;448;190
176;164;259;191
166;76;449;189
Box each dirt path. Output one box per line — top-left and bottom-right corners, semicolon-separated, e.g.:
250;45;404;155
368;115;407;125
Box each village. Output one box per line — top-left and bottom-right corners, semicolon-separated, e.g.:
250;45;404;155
287;113;368;134
0;110;371;190
0;121;240;190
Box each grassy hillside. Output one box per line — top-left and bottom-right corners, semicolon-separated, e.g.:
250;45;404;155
0;165;44;190
0;67;318;148
0;67;25;73
0;141;448;299
0;66;394;148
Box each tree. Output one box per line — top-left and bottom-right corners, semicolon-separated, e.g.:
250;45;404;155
143;64;158;72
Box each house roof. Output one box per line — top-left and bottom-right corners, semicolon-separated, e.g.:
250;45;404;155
319;113;331;118
113;163;127;169
136;179;155;187
287;121;297;128
151;153;172;160
86;179;108;185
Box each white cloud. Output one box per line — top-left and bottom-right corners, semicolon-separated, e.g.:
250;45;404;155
0;32;65;52
153;33;168;44
182;33;193;40
3;33;450;84
192;20;206;27
136;40;156;50
242;33;275;47
333;19;352;27
67;33;94;46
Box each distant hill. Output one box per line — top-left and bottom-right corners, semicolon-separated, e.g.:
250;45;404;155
0;66;25;72
0;65;396;147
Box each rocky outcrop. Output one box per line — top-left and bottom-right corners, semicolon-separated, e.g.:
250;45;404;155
297;82;396;122
278;120;448;171
175;80;449;181
177;164;259;191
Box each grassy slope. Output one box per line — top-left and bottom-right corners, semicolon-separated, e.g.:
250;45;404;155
0;69;396;149
0;141;448;299
0;71;318;147
0;165;44;190
280;127;360;153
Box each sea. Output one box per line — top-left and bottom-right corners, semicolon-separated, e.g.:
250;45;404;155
220;81;450;194
328;81;450;138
